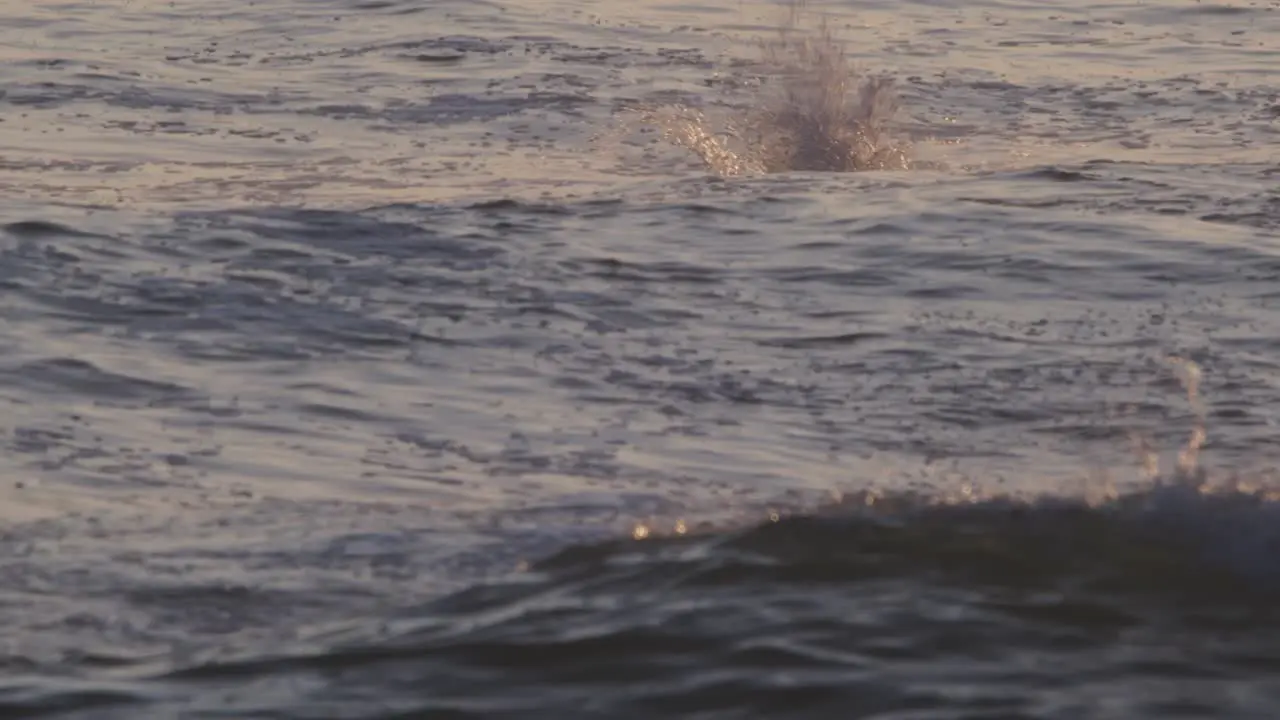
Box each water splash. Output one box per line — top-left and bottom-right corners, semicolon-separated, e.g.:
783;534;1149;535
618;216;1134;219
618;1;910;177
1126;356;1209;491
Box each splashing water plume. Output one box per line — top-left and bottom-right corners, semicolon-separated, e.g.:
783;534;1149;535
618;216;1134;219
620;1;910;176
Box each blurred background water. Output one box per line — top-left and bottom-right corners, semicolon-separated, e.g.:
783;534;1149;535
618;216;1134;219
2;0;1279;717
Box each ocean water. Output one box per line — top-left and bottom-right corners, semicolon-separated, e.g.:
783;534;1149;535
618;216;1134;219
2;0;1280;717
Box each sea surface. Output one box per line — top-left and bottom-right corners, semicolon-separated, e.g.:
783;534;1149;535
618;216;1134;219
2;0;1280;717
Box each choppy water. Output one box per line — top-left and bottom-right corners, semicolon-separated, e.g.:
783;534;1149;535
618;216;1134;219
3;0;1280;717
